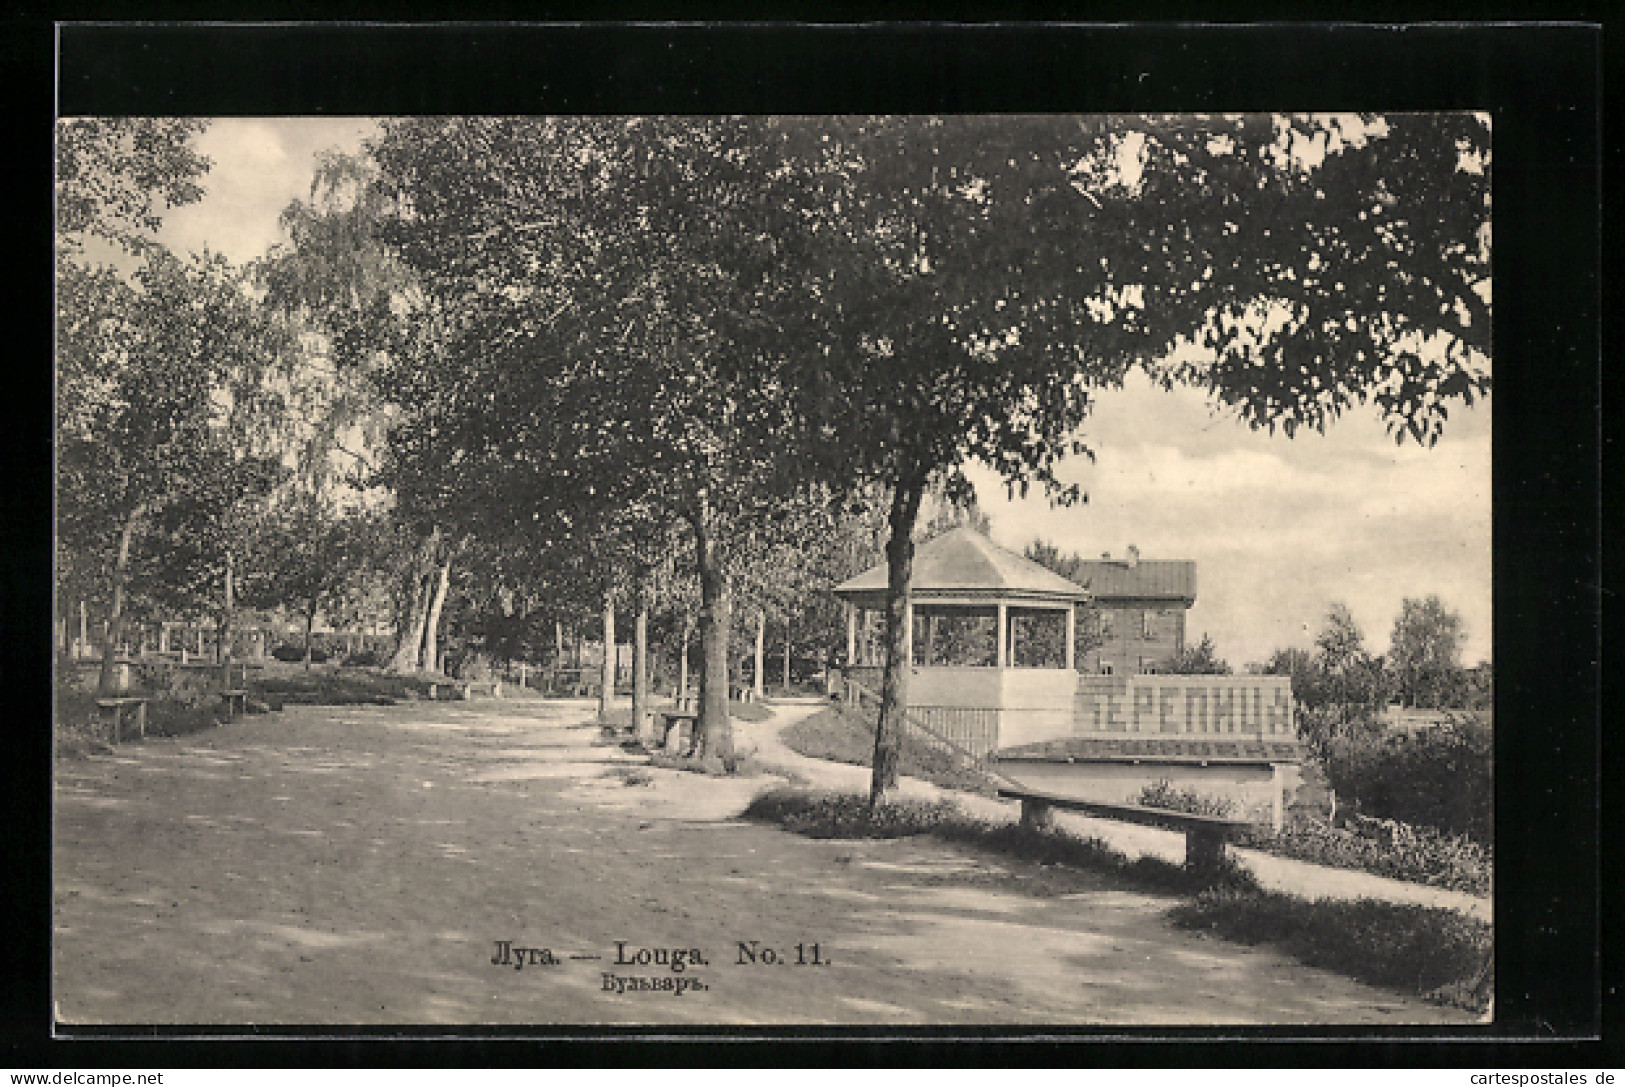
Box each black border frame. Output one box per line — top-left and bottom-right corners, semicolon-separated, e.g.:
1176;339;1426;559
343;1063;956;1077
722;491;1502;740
7;17;1607;1067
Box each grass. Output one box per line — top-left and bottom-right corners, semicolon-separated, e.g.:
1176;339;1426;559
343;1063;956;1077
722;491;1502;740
778;704;1000;797
1169;887;1493;1015
742;785;1490;1014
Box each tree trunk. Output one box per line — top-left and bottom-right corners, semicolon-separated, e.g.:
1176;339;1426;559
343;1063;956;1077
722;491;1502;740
688;502;734;766
679;614;693;699
79;600;88;659
783;616;792;692
870;477;926;808
555;621;564;668
633;596;652;747
422;560;451;674
304;607;316;671
219;550;234;665
599;590;615;718
97;504;148;695
390;573;432;672
753;609;767;701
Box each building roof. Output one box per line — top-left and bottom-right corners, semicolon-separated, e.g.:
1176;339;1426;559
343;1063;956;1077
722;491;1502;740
995;735;1305;764
833;527;1090;603
1064;559;1197;602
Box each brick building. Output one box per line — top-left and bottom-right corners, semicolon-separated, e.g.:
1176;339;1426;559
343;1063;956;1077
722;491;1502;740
1067;546;1197;676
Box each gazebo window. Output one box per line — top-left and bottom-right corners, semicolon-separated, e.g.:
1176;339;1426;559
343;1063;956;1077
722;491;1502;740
910;605;997;667
1007;607;1068;669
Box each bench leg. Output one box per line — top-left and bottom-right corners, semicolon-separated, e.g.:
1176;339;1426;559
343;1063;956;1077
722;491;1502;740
1020;799;1054;832
1185;827;1228;879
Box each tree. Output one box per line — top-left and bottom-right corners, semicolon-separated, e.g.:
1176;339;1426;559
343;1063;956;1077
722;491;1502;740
1388;594;1468;708
773;114;1488;805
1167;633;1232;675
56;118;211;257
365;117;819;765
1266;602;1391;758
133;455;284;662
57;250;299;693
240;494;381;669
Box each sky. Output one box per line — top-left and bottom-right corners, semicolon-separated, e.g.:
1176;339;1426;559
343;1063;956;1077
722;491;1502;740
136;117;1492;668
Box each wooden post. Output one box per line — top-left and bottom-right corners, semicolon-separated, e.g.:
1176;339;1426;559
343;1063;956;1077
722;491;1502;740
845;601;856;669
1064;603;1076;672
903;598;914;668
518;661;527;690
1271;763;1286;834
599;592;614;716
753;610;766;701
633;605;650;744
1020;799;1054;832
679;614;692;700
996;602;1009;668
1186;827;1228;878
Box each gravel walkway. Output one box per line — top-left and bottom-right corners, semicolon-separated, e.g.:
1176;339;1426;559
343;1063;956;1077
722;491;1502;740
52;695;1480;1026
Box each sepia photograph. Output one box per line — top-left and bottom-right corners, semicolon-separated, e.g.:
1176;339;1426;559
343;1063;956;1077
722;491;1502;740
53;110;1498;1030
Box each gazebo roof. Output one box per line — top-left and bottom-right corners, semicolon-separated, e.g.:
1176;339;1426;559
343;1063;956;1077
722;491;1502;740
833;527;1090;603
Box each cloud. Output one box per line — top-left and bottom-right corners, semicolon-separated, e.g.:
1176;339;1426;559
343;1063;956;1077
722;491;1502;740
973;374;1492;667
160;117;379;265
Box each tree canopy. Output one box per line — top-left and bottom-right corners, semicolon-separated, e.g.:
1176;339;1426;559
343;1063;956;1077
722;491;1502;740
56;118;212;257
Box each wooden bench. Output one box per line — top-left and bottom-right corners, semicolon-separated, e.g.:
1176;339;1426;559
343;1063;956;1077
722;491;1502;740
997;786;1250;876
460;680;503;700
220;689;250;718
95;697;148;743
657;710;698;753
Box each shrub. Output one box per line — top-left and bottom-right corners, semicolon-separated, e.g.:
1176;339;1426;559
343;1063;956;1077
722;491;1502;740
742;788;965;839
344;650;384;668
254;671;420;705
1241;816;1491;896
1134;779;1238;819
271;644;329;663
1323;714;1492;844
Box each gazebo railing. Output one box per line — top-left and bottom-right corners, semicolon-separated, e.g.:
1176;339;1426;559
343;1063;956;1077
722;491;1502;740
836;675;1014;785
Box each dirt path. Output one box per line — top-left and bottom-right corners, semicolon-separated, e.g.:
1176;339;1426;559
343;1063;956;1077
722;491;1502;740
53;697;1478;1026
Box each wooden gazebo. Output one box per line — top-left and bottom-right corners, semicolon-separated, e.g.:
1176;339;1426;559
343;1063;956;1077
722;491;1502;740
832;527;1091;752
